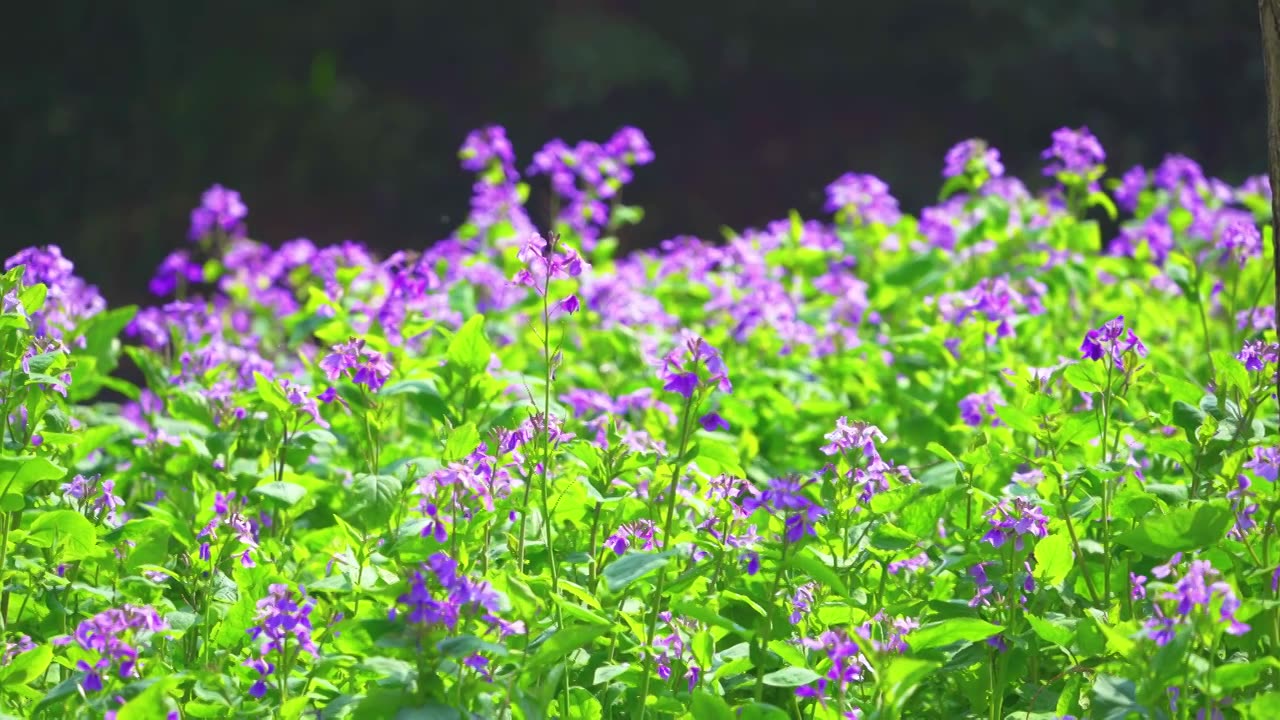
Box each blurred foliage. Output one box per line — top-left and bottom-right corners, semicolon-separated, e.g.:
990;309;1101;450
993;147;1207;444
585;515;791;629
0;0;1265;305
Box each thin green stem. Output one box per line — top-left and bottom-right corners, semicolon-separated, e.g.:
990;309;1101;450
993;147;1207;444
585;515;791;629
754;536;792;703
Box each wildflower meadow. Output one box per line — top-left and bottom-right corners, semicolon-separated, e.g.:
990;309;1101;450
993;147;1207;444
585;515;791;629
1;124;1279;719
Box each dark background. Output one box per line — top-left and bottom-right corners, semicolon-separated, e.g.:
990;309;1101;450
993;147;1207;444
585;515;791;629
0;1;1266;306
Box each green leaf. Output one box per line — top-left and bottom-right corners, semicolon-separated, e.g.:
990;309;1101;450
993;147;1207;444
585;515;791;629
995;405;1041;435
881;656;940;708
0;455;65;495
253;372;291;414
904;618;1003;652
115;676;181;720
251;481;308;507
689;691;733;720
735;703;789;720
117;518;171;572
1025;614;1074;647
345;474;403;531
592;664;631;685
762;666;821;687
602;552;669;592
0;493;23;512
444;422;480;463
694;437;744;476
447;315;491;375
1171;400;1206;439
785;547;849;597
1062;363;1104;394
1114;501;1233;557
526;624;610;673
670;600;752;638
1212;658;1280;692
28;509;98;561
0;644;52;685
357;657;417;686
1033;533;1073;587
436;635;509;658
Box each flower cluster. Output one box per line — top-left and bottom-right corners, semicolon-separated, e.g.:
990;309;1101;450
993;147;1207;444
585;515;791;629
62;473;124;526
959;390;1005;428
1217;219;1263;268
52;605;168;692
742;476;827;543
244;584;318;698
527;127;653;248
796;628;868;710
981;497;1050;550
1041;126;1105;178
5;245;106;341
320;337;394;392
1237;338;1280;374
1141;555;1249;645
824;172;901;225
943;138;1004;181
512;232;589;308
934;275;1046;347
656;333;731;399
189;183;248;240
197;491;260;568
1080;315;1147;370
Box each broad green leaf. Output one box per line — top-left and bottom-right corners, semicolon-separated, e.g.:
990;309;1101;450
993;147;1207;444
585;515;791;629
1033;533;1073;587
444;422;480;462
0;644;51;685
689;691;733;720
28;509;97;560
526;624;610;673
1025;614;1073;647
345;474;403;531
447;315;491;375
115;676;182;719
785;547;849;597
1114;501;1233;557
603;551;669;592
995;405;1041;435
904;618;1002;652
761;666;821;687
0;456;65;495
735;703;789;720
251;481;308;507
670;600;752;638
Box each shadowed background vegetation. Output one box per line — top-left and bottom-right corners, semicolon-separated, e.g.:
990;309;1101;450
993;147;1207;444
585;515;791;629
0;0;1265;306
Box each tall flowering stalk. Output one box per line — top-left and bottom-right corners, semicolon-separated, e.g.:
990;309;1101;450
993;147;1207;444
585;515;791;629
636;332;730;718
511;230;585;715
1079;315;1147;605
245;584;317;704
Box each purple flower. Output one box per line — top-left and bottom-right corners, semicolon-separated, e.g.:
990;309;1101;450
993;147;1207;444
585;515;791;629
1;635;36;664
958;390;1005;428
657;333;731;399
824;172;901;225
1041;126;1105;177
1114;165;1148;212
458;126;517;174
1080;315;1147;370
1244;446;1279;482
394;553;522;644
52;605;168;692
148;250;205;297
1141;556;1250;644
1154;154;1205;193
820;417;887;457
512;232;590;291
279;379;329;429
320;338;393;392
981;497;1049;551
1217;219;1263;267
741;476;827;543
796;628;866;707
189;184;248;240
887;552;930;575
244;657;275;698
248;584;318;656
943;139;1004;180
605;520;659;555
1237;340;1280;374
1131;573;1148;600
698;412;730;432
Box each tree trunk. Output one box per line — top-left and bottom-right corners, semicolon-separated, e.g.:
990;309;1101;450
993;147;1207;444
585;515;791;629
1259;0;1280;419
